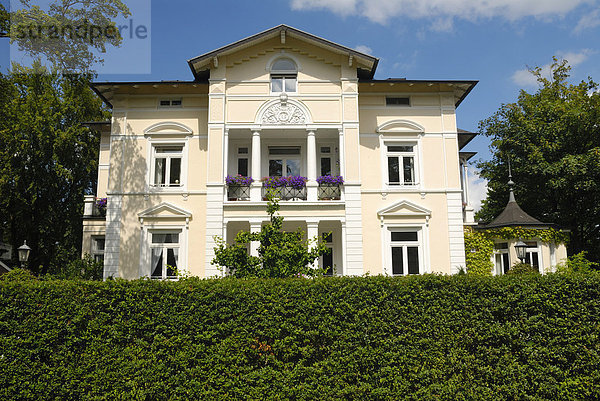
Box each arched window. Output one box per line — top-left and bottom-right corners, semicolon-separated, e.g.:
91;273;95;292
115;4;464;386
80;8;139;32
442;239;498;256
270;57;297;93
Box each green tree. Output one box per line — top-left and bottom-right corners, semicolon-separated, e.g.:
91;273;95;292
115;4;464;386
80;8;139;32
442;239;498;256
5;0;130;71
477;59;600;262
0;63;109;274
212;194;330;278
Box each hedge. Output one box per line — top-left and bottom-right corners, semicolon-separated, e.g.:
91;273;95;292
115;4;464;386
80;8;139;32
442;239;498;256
1;273;599;400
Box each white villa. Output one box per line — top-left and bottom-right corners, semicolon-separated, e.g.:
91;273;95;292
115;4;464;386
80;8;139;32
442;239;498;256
82;25;484;279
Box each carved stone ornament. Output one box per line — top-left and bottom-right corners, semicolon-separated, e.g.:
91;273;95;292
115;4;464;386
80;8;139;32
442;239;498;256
261;101;306;125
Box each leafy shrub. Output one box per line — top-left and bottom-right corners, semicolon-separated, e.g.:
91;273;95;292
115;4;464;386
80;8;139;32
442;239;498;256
0;268;37;281
1;275;600;399
555;251;599;274
507;262;539;275
51;254;103;280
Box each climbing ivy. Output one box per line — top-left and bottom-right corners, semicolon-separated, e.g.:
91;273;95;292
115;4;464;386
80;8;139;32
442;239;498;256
464;229;494;276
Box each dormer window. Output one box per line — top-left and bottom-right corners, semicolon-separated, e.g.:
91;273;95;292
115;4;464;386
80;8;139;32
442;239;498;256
270;57;297;93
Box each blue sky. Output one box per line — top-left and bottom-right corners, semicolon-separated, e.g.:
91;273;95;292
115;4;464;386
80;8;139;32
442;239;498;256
2;0;600;208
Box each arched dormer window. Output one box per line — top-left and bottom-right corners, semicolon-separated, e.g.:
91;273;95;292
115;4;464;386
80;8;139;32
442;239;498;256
270;57;297;93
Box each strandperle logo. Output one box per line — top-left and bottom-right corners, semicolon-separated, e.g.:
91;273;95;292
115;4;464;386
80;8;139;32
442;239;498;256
12;19;148;43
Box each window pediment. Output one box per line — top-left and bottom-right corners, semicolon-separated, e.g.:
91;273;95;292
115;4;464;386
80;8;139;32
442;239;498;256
256;97;312;125
143;122;193;136
138;202;192;221
377;120;425;134
378;200;431;218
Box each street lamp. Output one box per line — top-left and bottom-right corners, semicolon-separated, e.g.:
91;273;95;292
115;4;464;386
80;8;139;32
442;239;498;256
514;240;527;263
18;241;31;269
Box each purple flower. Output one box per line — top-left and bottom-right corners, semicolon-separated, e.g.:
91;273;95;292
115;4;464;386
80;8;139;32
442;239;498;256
95;197;107;209
262;176;307;189
225;175;254;186
316;175;344;185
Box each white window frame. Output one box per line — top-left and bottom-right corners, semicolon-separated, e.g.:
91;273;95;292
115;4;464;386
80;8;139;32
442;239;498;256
236;146;250;177
91;236;105;263
147;139;189;192
140;226;188;280
523;241;542;272
320;232;335;276
384;226;425;276
158;98;182;108
270;57;298;94
317;142;338;176
492;242;510;275
383;141;419;187
267;145;302;177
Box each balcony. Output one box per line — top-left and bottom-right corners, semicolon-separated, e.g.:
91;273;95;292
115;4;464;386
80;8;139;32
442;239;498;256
317;184;342;201
262;185;307;201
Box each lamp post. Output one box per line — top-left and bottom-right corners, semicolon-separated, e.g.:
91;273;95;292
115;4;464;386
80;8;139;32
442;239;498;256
18;241;31;269
514;240;527;263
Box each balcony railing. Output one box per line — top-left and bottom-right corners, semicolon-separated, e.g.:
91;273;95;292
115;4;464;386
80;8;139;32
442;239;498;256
262;185;307;201
318;184;342;200
227;184;251;201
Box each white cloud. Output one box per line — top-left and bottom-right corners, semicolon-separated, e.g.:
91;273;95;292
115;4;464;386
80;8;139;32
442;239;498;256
354;45;373;55
575;8;600;32
467;166;488;213
290;0;594;25
511;49;593;87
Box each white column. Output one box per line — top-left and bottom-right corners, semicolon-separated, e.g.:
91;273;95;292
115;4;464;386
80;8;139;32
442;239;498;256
222;221;228;277
341;221;347;276
251;130;261;201
307;130;318;201
223;129;229;179
338;128;345;178
250;220;262;257
83;194;95;217
306;220;319;269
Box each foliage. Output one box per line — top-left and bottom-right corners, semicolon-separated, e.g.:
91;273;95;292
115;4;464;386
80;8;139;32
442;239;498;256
6;0;130;71
507;262;539;275
0;66;109;275
262;175;307;189
555;251;599;274
212;194;329;278
95;197;107;210
316;175;344;185
1;275;600;399
477;59;600;263
50;254;103;280
464;228;494;276
225;174;253;186
0;268;36;282
483;226;569;244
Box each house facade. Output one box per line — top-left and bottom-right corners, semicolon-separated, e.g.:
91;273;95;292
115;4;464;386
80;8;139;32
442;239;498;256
82;25;479;279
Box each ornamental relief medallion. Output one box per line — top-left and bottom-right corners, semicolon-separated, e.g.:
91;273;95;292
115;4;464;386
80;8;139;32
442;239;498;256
261;103;306;125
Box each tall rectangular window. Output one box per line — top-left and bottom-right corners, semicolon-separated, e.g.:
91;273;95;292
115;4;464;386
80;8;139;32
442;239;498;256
237;147;249;176
322;233;334;276
386;144;416;185
494;242;510;275
92;236;105;263
524;241;540;272
390;230;420;275
319;146;332;176
152;145;183;187
150;232;180;279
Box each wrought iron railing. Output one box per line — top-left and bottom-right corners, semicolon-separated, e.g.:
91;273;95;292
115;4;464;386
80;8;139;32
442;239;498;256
318;184;342;200
262;185;307;200
227;184;251;201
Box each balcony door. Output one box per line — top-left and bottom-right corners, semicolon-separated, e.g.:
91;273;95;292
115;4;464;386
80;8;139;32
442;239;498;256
268;146;301;176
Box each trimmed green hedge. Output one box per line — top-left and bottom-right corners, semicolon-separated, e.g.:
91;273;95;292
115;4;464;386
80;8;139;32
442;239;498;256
1;274;599;400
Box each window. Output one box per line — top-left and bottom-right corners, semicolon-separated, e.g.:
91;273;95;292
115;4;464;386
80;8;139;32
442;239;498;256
270;58;297;93
268;146;301;176
390;230;421;275
386;97;410;106
152;145;183;187
386;144;416;185
91;236;105;263
523;241;540;272
322;233;334;276
150;232;180;279
237;147;249;177
494;242;509;275
319;146;332;176
158;99;182;107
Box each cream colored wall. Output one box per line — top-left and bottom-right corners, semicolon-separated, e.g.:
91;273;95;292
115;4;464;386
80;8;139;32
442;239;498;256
81;220;107;257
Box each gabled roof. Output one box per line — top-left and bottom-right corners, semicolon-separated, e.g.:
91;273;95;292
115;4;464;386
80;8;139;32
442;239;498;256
187;24;379;81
